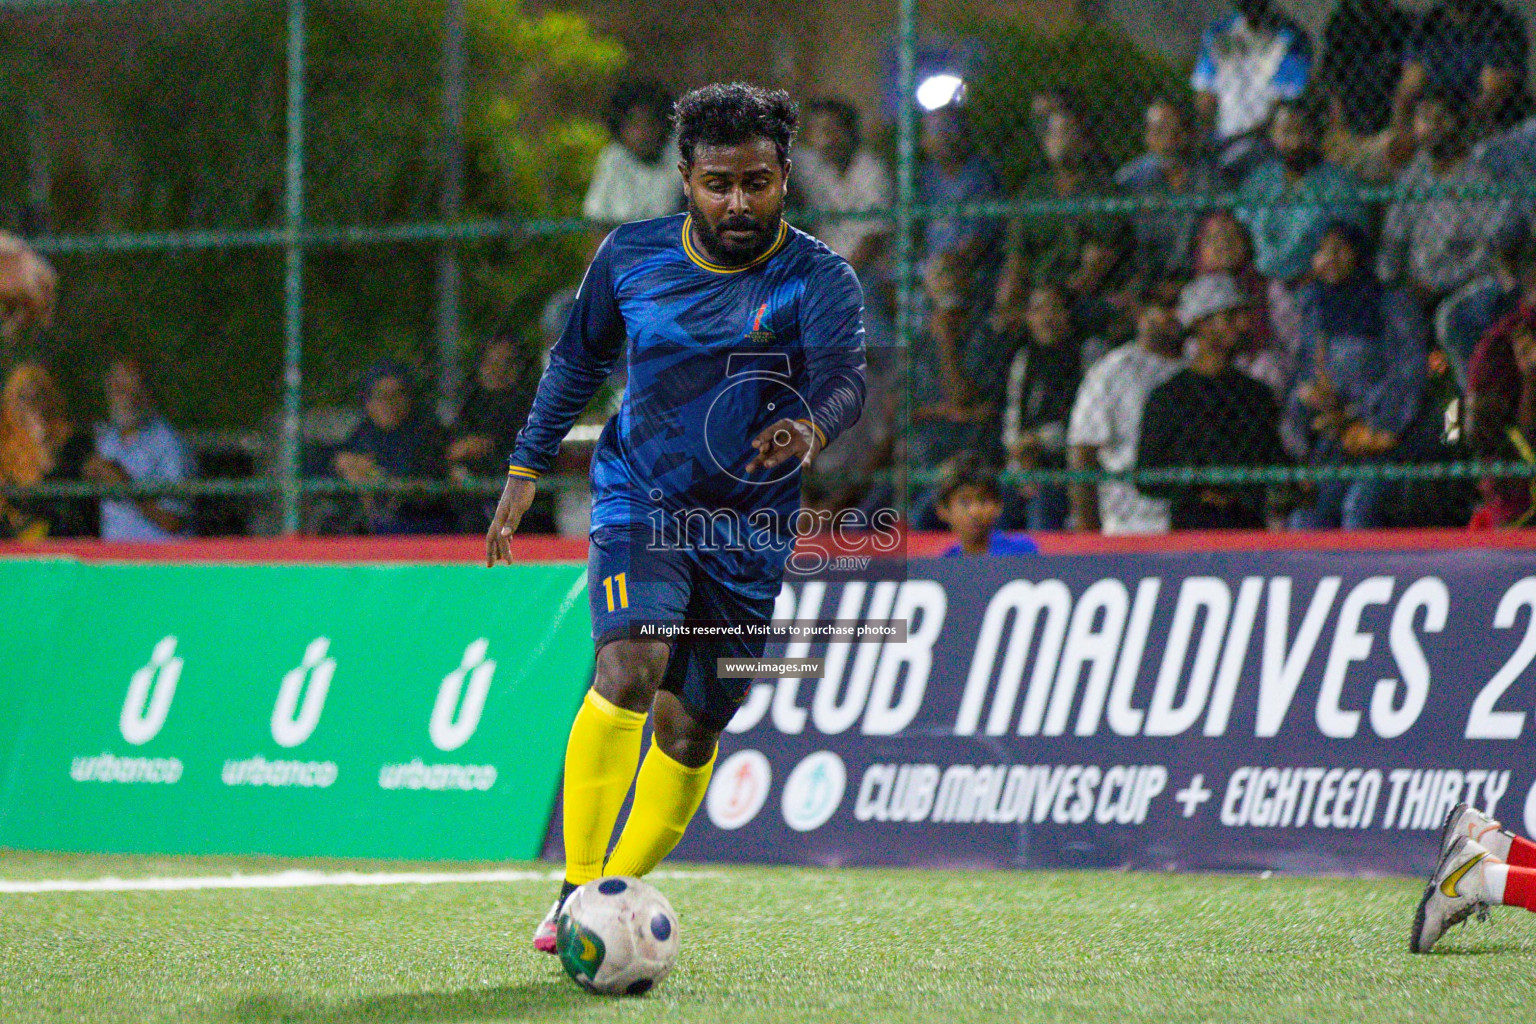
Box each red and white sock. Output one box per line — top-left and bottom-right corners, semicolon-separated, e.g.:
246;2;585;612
1483;863;1536;911
1505;833;1536;869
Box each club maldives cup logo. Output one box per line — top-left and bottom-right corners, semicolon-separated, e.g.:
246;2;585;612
706;750;772;830
781;751;847;832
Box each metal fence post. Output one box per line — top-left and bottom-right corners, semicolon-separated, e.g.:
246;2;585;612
894;0;917;518
279;0;307;535
435;0;466;421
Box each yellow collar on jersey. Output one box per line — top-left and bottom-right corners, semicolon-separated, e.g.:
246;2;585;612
681;215;788;274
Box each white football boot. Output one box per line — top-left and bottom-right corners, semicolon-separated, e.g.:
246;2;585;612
1411;834;1492;954
1439;802;1511;861
532;895;564;954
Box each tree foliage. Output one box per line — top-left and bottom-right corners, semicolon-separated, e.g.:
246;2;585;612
5;0;622;427
961;19;1189;190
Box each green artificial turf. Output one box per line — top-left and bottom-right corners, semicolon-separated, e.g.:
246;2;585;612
0;851;1531;1023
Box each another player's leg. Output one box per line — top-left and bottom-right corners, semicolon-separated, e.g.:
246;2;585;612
1412;835;1493;953
604;690;720;877
533;638;671;954
1413;808;1536;953
1439;802;1536;866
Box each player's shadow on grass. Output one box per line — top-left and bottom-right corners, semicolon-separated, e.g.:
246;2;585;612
229;981;591;1023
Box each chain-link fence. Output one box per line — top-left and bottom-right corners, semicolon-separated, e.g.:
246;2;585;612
5;0;1536;540
899;0;1536;534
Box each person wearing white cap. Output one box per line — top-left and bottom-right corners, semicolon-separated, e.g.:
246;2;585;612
1135;273;1289;529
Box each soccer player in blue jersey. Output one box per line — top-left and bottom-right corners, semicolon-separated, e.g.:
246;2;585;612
485;83;867;952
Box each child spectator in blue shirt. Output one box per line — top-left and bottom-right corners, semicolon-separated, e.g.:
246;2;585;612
936;464;1039;557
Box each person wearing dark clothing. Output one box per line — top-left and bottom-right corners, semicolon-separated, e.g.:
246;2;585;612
447;334;543;533
332;359;450;535
1407;0;1530;133
1286;223;1429;529
1315;0;1416;134
1000;281;1083;531
1138;274;1288;529
1115;98;1221;283
448;335;539;478
1010;101;1128;295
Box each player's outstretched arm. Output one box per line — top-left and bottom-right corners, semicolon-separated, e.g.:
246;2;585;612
486;476;537;567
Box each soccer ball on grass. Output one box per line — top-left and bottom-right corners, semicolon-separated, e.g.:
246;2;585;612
556;876;679;995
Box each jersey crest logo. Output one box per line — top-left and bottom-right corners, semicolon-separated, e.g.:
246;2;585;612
746;302;776;344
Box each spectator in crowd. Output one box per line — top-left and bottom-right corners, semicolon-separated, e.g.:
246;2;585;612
1138;274;1288;530
1317;0;1419;188
962;257;1032;448
794;98;892;276
1067;278;1186;536
907;257;1006;529
447;333;539;530
918;105;1001;279
84;356;193;542
934;460;1038;557
1405;0;1530;136
1193;210;1285;395
1195;211;1268;323
1010;99;1124;292
803;346;897;519
1287;223;1429;529
0;232;54;357
1438;216;1529;391
1315;0;1416;135
1116;98;1220;284
582;80;681;228
331;359;450;535
1236;96;1367;286
0;362;95;539
909;258;992;461
1192;0;1313;178
1323;91;1420;188
447;333;537;480
1063;219;1137;350
1001;280;1082;531
1379;88;1514;311
1466;225;1536;527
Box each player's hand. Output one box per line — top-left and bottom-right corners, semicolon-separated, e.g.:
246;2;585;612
746;418;821;474
486;476;537;567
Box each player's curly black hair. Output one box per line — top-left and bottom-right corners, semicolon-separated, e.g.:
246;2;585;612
673;83;799;166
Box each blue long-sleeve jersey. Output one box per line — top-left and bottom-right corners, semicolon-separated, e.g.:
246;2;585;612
508;213;867;597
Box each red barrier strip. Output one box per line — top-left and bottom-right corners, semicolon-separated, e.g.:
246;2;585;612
4;528;1534;564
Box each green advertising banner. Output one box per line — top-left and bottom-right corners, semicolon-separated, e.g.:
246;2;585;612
0;558;592;860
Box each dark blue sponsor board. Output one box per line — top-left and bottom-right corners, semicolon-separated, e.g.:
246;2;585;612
635;551;1536;876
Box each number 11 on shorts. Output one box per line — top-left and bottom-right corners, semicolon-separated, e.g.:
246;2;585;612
602;572;629;612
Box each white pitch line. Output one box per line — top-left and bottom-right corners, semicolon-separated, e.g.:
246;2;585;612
0;868;718;895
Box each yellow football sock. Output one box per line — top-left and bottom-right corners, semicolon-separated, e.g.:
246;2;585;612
562;689;646;885
603;740;716;878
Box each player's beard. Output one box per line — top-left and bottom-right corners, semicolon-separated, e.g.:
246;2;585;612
688;196;783;266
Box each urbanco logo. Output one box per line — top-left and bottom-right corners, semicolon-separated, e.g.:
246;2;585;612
430;639;496;752
706;750;772;830
271;637;336;748
120;636;182;745
781;750;846;832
